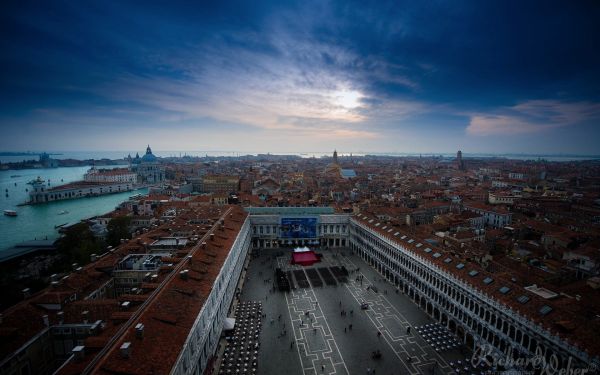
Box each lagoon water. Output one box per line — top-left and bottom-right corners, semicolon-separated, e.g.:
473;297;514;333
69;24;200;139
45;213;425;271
0;166;147;252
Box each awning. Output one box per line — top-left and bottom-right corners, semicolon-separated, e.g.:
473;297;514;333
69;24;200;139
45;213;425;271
293;246;311;253
224;318;236;331
292;251;319;266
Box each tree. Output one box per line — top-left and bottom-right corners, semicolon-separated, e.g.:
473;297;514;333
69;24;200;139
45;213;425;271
106;216;132;247
56;223;102;268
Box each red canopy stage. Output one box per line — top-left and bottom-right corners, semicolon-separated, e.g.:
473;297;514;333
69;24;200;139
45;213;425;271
291;251;319;266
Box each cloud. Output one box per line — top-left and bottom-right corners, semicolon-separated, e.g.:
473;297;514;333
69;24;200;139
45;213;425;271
86;25;425;139
466;100;600;136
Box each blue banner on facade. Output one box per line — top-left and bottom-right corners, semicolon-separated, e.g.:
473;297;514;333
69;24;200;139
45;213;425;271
280;217;317;238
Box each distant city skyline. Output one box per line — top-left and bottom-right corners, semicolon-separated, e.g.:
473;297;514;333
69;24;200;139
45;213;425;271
1;1;599;153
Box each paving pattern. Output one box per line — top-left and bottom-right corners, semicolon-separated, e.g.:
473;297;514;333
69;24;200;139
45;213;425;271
278;256;350;375
239;248;470;375
338;255;453;375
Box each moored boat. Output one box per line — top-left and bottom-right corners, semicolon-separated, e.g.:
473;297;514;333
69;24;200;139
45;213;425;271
3;210;17;216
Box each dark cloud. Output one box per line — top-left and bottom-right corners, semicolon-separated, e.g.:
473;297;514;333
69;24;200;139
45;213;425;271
0;0;599;153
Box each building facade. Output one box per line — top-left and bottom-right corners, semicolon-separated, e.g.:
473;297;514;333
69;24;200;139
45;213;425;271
171;217;252;375
463;203;512;228
348;216;597;371
201;176;240;194
28;177;135;204
246;207;350;249
131;145;165;184
84;167;137;183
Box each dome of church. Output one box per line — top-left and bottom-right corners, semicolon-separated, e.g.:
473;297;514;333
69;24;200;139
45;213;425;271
141;145;157;163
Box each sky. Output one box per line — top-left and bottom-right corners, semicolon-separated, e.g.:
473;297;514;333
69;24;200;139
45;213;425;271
1;0;600;155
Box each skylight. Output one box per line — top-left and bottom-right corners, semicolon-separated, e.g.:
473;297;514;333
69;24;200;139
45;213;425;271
468;270;479;277
444;257;453;263
483;277;494;285
499;286;511;294
433;253;442;258
456;263;465;270
517;295;530;304
539;305;553;316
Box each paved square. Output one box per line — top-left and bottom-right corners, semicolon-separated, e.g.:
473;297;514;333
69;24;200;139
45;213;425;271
235;248;472;375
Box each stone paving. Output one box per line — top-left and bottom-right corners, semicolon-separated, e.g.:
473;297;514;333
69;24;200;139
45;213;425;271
236;248;472;375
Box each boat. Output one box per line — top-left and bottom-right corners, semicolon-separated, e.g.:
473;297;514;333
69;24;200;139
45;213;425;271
58;210;69;215
55;222;67;228
10;175;21;178
3;210;17;217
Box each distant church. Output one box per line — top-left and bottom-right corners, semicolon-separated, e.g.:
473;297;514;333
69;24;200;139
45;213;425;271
324;150;356;179
128;145;165;184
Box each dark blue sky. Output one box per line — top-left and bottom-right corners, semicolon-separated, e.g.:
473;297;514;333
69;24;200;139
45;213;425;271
1;0;599;153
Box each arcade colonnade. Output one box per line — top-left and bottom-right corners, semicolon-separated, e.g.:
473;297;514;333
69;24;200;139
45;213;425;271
348;219;595;370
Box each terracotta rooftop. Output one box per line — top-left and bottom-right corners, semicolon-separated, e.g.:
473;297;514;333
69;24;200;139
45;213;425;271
56;205;248;375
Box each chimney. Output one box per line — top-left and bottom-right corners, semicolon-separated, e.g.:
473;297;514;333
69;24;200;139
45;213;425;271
51;273;59;281
72;345;85;362
51;281;60;288
90;320;102;335
57;311;64;325
42;314;49;327
210;233;215;241
82;310;89;324
90;254;98;262
202;241;207;249
22;288;31;299
135;323;144;339
119;342;131;358
121;301;130;310
179;269;189;280
72;263;78;270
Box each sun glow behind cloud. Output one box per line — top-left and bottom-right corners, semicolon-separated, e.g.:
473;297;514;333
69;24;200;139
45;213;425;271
333;90;363;109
